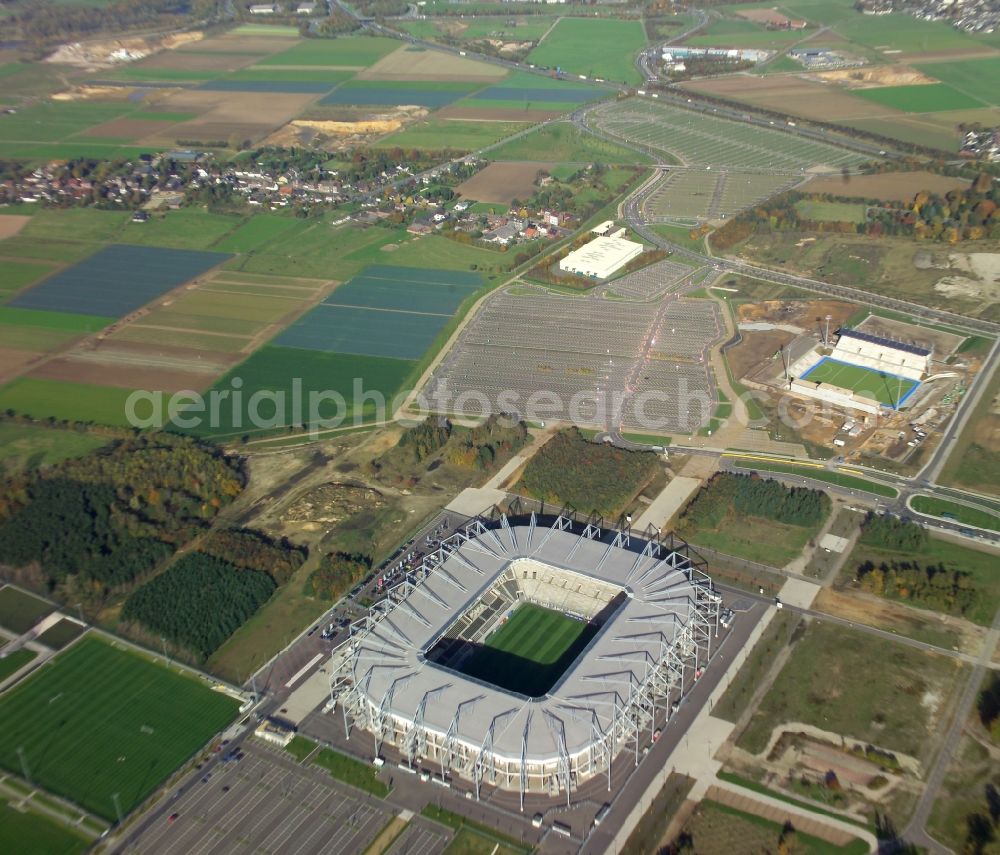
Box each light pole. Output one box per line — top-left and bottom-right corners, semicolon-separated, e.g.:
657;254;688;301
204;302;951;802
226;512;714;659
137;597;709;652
16;746;31;786
112;792;123;826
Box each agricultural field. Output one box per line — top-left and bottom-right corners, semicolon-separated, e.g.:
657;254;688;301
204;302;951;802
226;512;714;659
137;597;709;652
459;604;597;698
275;265;480;361
526;18;646;84
853;83;981;113
0;635;239;820
186;346;415;438
589;98;868;171
9;244;230;318
372;119;533;152
456;161;553;205
915;56;1000;107
320;80;481;109
256;36;400;69
489;120;649;164
455;69;606;114
800;357;918;407
0;379;138;427
801;170;969;202
738;620;965;760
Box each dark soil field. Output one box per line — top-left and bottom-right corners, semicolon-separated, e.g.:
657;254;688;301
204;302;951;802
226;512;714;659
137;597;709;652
456;160;554;204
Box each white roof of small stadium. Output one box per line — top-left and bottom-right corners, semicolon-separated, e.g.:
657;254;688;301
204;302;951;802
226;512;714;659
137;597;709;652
349;524;705;763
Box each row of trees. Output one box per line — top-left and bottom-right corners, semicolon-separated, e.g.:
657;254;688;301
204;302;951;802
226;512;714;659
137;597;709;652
121;553;276;659
855;559;978;619
521;428;659;518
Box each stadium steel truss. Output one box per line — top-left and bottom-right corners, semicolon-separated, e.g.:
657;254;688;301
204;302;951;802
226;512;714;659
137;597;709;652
330;509;722;809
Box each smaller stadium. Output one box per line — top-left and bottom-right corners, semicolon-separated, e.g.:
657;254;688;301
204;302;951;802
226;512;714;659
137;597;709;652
331;506;723;807
789;327;931;414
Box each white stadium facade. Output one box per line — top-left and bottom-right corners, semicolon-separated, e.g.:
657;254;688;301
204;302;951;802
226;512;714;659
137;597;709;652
331;508;722;809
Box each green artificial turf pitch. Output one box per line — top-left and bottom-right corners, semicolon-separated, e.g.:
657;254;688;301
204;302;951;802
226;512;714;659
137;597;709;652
0;635;239;820
800;358;917;407
459;603;597;697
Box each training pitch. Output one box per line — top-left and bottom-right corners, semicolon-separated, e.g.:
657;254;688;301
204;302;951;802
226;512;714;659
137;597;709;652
801;357;918;407
0;635;239;820
460;603;597;697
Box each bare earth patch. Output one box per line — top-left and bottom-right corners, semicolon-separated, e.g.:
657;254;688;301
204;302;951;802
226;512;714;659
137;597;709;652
0;215;31;240
735;8;794;25
812;65;937;88
29;356;221;393
357;45;507;82
435;105;564;122
456;160;555;204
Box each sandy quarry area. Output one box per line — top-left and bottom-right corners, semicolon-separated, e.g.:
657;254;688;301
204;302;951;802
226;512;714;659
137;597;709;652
811;65;937;89
934;252;1000;302
45;31;203;69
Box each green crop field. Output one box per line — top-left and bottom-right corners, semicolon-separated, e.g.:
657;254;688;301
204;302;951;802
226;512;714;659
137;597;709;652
0;423;109;475
489;120;650;163
0;261;56;302
123;209;244;250
373;119;533;152
459;603;597;697
184;346;415;438
0;636;239;820
686;18;813;50
915;57;1000;106
0;378;136;427
832;11;985;53
0;587;55;634
801;358;917;406
212;215;301;254
257;36;399;68
0;799;91;855
853;83;982;113
527;18;646;84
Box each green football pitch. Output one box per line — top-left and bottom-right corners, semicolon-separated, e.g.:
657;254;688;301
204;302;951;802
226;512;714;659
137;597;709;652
0;635;239;821
801;358;917;407
460;603;597;697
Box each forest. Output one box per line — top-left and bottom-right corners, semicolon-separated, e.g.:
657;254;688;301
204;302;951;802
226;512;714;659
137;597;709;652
200;527;306;586
121;553;276;659
0;435;243;604
679;472;831;530
859;513;929;552
520;428;660;518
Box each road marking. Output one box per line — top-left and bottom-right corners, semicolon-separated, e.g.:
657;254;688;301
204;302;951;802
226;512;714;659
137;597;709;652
285;653;324;689
721;452;824;469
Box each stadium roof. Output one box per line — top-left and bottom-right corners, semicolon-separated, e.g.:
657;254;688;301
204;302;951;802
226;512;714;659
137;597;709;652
349;523;709;763
838;327;931;357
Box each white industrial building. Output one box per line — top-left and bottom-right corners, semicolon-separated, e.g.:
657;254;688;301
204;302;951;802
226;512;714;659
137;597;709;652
831;328;931;381
559;235;644;279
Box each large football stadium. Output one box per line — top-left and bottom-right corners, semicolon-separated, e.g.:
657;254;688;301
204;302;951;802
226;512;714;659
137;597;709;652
334;510;722;807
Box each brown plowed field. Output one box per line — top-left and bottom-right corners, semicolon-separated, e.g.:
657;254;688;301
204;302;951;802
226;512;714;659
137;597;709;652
86;338;240;368
139;51;259;72
357;45;507;81
456;160;555;204
735;8;793;25
435;105;564;121
150;91;316;145
803;170;969;201
184;35;299;54
0;215;31;239
30;358;220;393
680;76;891;121
0;347;42;377
85;118;182;139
